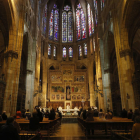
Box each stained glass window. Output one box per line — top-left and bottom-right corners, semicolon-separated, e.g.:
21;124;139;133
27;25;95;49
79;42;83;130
38;0;41;27
68;12;73;42
91;11;94;33
62;6;73;43
42;4;47;36
69;47;73;58
93;38;95;51
101;0;105;11
79;45;82;57
49;4;59;41
76;3;86;40
84;43;87;55
62;12;67;42
94;0;98;26
48;44;51;56
63;47;66;58
87;3;94;36
53;46;56;57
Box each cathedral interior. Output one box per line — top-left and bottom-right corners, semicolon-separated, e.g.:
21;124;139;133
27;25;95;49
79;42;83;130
0;0;139;118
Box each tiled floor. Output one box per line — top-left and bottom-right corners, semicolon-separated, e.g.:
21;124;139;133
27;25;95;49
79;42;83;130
43;123;111;140
47;123;86;140
53;123;85;137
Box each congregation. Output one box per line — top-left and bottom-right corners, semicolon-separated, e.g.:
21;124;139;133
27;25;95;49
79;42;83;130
0;107;140;139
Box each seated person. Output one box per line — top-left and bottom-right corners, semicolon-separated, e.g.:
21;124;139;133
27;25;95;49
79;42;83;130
13;116;21;133
49;109;56;120
105;110;113;119
0;117;20;140
45;110;49;118
16;110;22;119
2;111;7;120
98;109;104;118
25;109;31;120
93;109;99;117
86;107;94;121
121;108;127;118
37;109;43;122
127;109;133;119
83;110;87;120
29;112;39;131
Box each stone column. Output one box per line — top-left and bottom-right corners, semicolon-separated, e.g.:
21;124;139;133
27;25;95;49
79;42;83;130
3;51;19;116
88;61;95;107
112;11;135;111
3;1;25;116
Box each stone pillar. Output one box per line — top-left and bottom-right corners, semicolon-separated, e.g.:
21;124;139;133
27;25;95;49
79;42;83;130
88;61;95;107
97;52;104;110
3;51;19;116
112;12;135;111
3;1;25;116
100;38;113;111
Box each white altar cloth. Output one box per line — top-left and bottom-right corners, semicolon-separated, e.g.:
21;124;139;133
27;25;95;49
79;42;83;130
62;109;79;112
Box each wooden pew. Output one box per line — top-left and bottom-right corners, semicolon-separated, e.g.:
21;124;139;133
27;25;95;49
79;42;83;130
77;117;133;136
0;117;61;137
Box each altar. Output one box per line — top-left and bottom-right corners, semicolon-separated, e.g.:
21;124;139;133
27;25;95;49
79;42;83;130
58;106;79;116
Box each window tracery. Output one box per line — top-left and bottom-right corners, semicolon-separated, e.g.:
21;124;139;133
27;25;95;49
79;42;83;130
62;5;73;43
49;4;59;41
76;3;86;40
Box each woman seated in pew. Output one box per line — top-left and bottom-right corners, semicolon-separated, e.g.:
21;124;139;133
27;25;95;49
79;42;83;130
49;108;56;120
127;109;133;119
29;112;39;131
16;109;22;119
25;109;31;120
98;109;104;118
86;107;94;121
105;110;112;119
13;116;21;133
45;110;49;118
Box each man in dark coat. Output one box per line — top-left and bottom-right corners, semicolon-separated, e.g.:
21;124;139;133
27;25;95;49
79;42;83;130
0;117;20;140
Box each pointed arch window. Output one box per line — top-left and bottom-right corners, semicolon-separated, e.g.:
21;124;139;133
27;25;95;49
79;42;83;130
101;0;105;11
62;5;73;43
93;38;95;51
48;44;51;56
49;4;59;41
87;3;94;36
42;4;47;36
63;47;66;58
69;47;73;58
94;0;98;26
84;43;87;56
38;0;41;27
79;45;82;57
53;46;56;57
76;3;86;40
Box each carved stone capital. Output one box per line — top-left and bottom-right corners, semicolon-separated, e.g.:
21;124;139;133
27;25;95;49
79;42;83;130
120;49;131;58
4;50;18;59
26;69;33;74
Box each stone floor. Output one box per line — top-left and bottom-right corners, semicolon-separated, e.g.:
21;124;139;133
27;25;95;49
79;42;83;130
45;123;111;140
